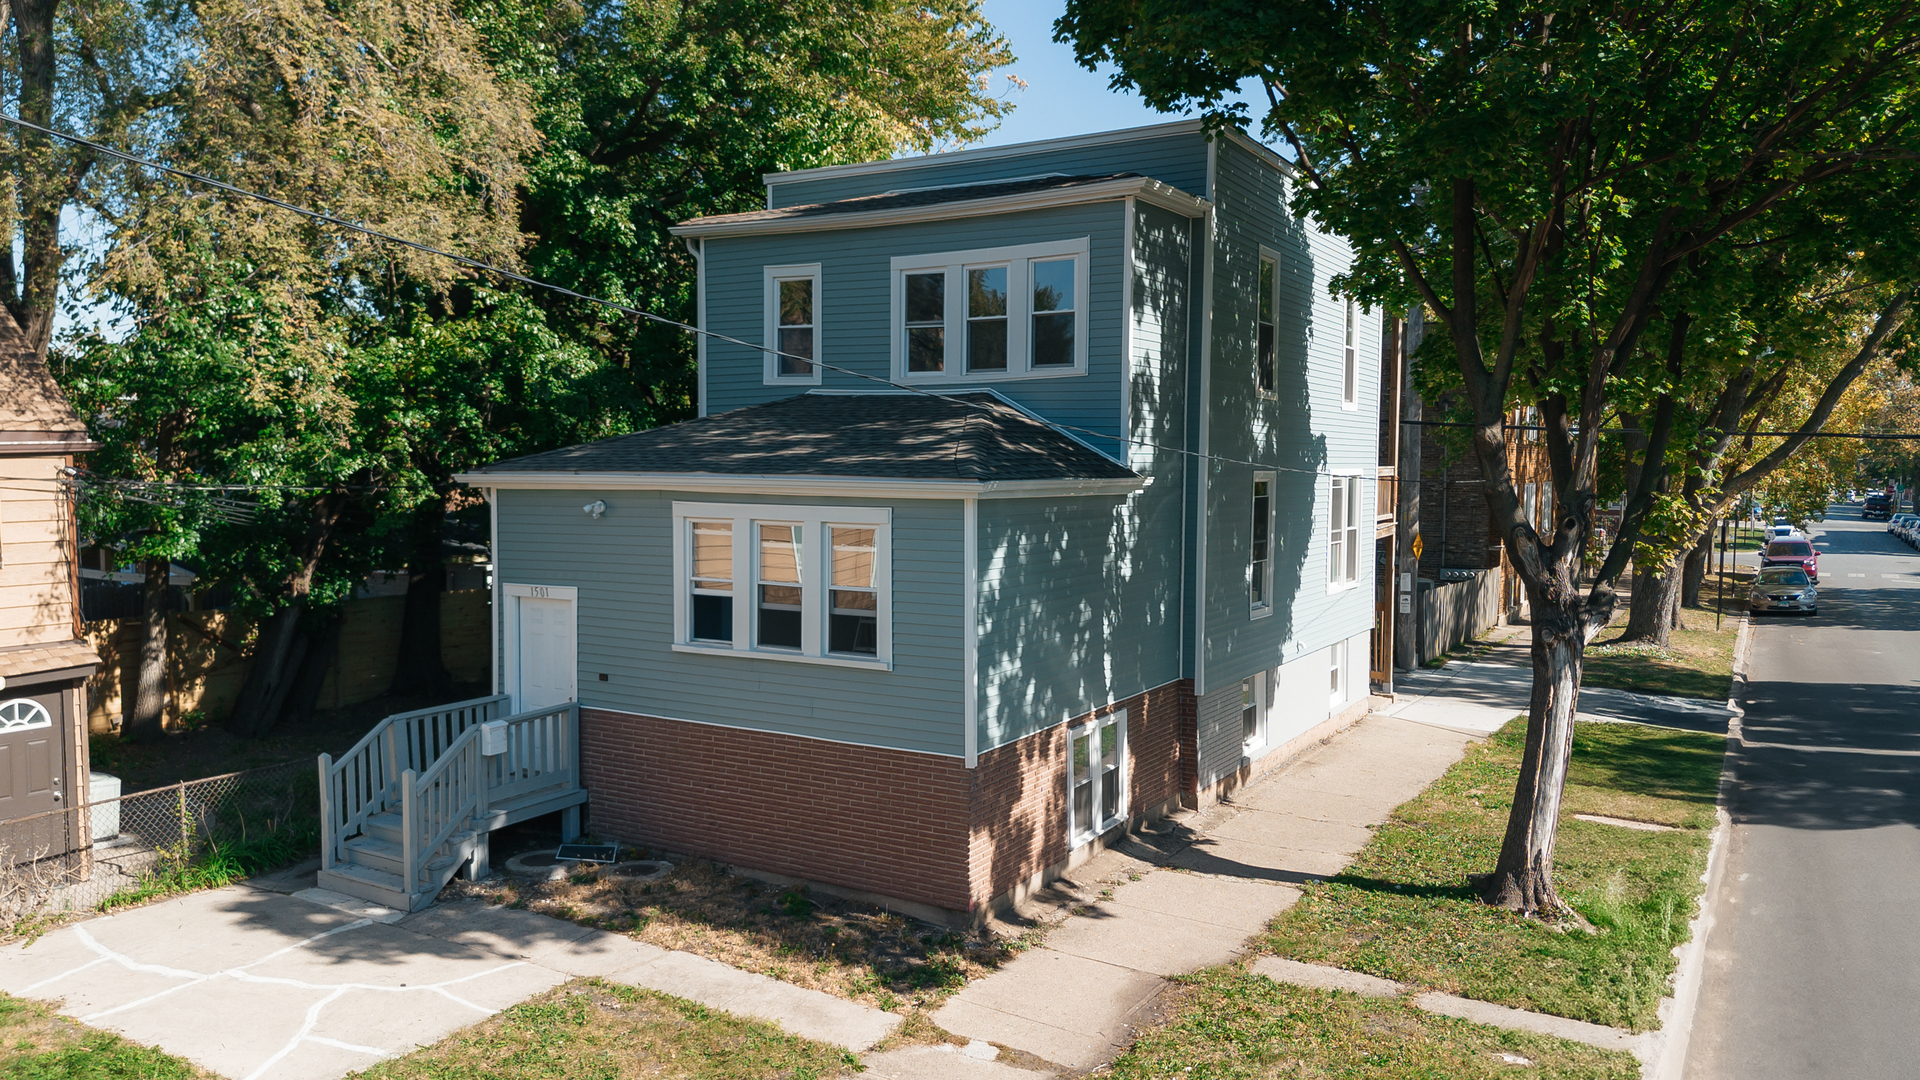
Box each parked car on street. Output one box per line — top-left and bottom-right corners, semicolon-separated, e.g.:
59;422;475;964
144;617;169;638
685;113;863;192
1887;512;1911;536
1750;566;1818;615
1865;493;1893;521
1761;538;1820;581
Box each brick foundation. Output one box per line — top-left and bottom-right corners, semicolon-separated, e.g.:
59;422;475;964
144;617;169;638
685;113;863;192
967;679;1193;911
579;709;973;915
579;679;1196;924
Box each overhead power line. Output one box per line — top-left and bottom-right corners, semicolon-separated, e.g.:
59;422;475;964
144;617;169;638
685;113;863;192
1;113;1343;480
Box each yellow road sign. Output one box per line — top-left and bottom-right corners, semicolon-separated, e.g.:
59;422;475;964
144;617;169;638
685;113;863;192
1411;532;1424;561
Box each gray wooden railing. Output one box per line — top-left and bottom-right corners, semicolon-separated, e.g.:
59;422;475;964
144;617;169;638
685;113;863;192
318;693;509;869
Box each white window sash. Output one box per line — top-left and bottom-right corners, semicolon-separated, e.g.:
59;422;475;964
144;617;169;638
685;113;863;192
763;263;823;386
672;502;892;669
1067;708;1128;844
891;238;1090;381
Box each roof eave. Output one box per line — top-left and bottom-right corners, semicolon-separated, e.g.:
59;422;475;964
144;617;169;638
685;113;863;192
453;470;1145;500
671;177;1210;239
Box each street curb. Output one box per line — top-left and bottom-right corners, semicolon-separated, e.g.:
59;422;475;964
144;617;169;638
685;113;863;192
1645;613;1749;1080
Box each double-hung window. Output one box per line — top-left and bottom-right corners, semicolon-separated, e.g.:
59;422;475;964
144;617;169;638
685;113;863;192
1341;298;1359;408
764;264;822;384
892;238;1089;381
1251;473;1274;614
674;503;891;668
1329;639;1347;703
1068;709;1127;844
1242;672;1268;754
1256;252;1278;396
1329;474;1361;588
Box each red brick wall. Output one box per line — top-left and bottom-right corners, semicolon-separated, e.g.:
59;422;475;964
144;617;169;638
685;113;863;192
579;708;973;914
966;679;1192;909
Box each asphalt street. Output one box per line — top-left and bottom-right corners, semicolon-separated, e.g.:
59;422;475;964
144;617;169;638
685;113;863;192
1687;506;1920;1079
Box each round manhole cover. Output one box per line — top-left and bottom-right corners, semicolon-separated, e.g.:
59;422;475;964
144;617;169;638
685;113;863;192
503;849;571;881
602;860;673;883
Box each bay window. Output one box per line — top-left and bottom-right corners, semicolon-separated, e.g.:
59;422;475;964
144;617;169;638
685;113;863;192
674;503;892;668
892;238;1089;381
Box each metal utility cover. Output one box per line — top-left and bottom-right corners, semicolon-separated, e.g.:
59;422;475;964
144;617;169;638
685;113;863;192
556;842;618;863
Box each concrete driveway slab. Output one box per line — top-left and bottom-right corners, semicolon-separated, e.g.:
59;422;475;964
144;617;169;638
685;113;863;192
934;949;1163;1068
1098;870;1296;933
1041;903;1251;976
1205;807;1376;854
96;973;335;1080
723;974;904;1050
1169;834;1352;882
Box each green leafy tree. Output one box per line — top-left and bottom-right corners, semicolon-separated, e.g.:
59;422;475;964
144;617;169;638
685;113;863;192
1059;0;1920;912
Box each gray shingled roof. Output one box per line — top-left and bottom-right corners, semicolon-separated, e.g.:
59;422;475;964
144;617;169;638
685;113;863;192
471;393;1136;483
676;173;1139;230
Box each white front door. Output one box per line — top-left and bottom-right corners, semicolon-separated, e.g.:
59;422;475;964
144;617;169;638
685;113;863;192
516;596;576;711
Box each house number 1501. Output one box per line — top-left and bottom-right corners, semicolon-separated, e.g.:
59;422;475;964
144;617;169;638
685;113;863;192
529;586;551;598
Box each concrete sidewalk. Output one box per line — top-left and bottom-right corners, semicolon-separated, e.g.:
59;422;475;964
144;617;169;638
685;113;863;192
930;714;1482;1072
0;885;898;1080
1383;646;1734;737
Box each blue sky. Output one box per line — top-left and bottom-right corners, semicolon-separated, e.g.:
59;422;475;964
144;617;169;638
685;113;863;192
972;0;1273;151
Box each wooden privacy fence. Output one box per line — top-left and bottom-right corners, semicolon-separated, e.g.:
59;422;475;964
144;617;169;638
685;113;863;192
1416;569;1503;664
83;590;491;734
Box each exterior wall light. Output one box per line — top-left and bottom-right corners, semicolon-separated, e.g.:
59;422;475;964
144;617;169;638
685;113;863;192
584;500;608;519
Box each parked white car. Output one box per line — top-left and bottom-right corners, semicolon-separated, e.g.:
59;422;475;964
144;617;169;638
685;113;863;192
1750;566;1818;616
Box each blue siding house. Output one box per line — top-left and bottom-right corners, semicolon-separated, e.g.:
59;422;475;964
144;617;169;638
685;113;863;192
456;121;1388;924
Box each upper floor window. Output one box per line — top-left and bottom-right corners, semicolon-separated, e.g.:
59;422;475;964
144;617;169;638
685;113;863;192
892;238;1089;382
1256;252;1277;396
674;502;892;669
1251;473;1274;614
1329;474;1360;588
764;264;822;385
1342;298;1359;408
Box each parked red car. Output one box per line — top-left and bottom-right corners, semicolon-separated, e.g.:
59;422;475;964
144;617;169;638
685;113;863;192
1761;538;1819;582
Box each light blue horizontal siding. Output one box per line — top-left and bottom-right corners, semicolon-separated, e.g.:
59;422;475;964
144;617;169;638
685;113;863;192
496;488;965;756
973;200;1194;751
701;202;1130;447
1201;140;1379;693
767;133;1210;208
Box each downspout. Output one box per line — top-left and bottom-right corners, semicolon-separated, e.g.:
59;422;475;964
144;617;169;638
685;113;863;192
486;487;501;695
1195;140;1218;699
963;496;979;768
686;238;708;417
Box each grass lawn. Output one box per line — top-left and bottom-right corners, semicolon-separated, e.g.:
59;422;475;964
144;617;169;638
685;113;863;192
1110;973;1639;1080
1264;718;1723;1032
0;993;210;1079
1580;599;1739;701
355;979;858;1080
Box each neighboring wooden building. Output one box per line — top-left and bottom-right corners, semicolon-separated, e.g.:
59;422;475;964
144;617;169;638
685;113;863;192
0;312;99;859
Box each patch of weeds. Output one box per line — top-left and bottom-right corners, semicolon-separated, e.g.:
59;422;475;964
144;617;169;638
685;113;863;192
98;831;315;914
0;993;210;1078
444;855;1023;1018
1110;973;1636;1080
1263;718;1722;1031
358;979;859;1080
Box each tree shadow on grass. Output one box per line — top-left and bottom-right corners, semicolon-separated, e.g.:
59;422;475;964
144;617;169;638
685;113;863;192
1564;726;1724;809
1317;872;1481;904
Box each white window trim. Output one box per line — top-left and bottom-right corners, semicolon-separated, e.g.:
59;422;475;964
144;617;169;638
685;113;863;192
500;583;580;710
1241;671;1269;757
1327;472;1363;593
1256;245;1281;400
1067;707;1128;845
890;237;1090;382
1250;470;1275;618
671;501;893;670
1341;297;1361;411
763;263;823;386
1329;639;1347;706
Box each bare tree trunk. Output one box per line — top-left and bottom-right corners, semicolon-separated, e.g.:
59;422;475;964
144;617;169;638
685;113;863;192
8;0;66;358
1680;530;1713;608
1475;576;1586;914
228;494;344;738
282;615;340;730
1621;560;1683;645
122;556;170;743
388;500;451;697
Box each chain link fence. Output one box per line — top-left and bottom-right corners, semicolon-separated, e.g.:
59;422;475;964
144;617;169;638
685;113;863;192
0;759;319;924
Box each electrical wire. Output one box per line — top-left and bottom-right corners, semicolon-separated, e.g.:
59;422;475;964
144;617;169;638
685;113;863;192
0;112;1347;480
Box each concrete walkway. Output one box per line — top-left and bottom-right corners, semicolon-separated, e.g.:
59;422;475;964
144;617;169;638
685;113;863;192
0;884;898;1080
1384;650;1735;737
930;713;1482;1072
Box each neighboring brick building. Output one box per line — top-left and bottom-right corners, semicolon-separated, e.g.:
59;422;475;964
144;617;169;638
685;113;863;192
1413;404;1551;620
